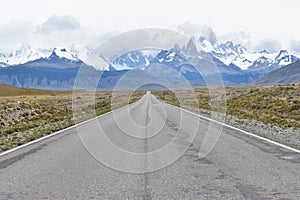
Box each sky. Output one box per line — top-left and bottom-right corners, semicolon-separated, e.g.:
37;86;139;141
0;0;300;54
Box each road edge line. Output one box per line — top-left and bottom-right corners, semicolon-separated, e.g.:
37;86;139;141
0;97;145;158
163;102;300;154
0;114;100;157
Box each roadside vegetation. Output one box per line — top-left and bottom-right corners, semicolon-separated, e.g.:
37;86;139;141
153;85;300;129
153;85;300;149
1;84;299;151
0;85;144;151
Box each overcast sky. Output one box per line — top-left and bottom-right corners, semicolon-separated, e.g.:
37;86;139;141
0;0;300;54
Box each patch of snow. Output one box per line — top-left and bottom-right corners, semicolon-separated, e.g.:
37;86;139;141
110;63;131;70
53;48;80;61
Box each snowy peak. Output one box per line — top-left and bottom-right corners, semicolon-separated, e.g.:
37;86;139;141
0;45;89;67
107;37;300;75
49;48;80;62
219;41;248;55
0;44;52;66
208;41;251;68
104;38;300;73
16;47;91;70
198;28;218;47
198;36;219;52
184;38;199;55
0;62;8;67
206;40;299;70
109;50;156;70
248;56;274;70
274;50;299;66
154;50;187;65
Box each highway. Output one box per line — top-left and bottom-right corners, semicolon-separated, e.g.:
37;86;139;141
0;92;299;199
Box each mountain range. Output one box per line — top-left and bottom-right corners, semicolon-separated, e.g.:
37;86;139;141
0;31;299;90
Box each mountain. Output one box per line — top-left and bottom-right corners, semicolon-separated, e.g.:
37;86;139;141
106;34;299;80
183;33;299;74
255;60;300;85
0;30;299;89
0;46;153;90
1;35;299;74
109;50;156;71
0;44;52;66
274;50;299;66
210;43;298;73
0;45;90;67
246;50;299;74
0;62;8;67
7;48;92;71
247;56;276;72
0;48;100;90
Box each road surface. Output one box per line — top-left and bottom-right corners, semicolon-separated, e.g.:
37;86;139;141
0;92;299;199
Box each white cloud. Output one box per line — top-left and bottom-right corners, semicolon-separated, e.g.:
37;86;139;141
0;15;113;54
218;32;253;50
0;15;293;56
0;21;33;54
0;0;300;48
289;39;300;53
36;15;81;34
177;22;212;36
254;39;282;53
176;21;218;44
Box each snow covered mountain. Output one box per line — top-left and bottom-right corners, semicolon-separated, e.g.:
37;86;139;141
1;30;299;80
196;38;299;72
49;48;80;63
107;30;299;75
274;50;299;66
0;44;90;67
0;44;52;66
109;50;157;71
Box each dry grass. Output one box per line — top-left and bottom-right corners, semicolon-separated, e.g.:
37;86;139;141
0;84;68;97
153;85;300;129
0;85;145;151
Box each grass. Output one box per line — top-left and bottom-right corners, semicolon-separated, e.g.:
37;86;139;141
0;84;145;151
1;83;298;151
0;84;68;96
153;85;300;129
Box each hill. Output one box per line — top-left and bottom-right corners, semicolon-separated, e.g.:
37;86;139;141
0;84;66;96
255;60;300;85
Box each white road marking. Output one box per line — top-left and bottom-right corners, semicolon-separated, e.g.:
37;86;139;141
1;94;299;158
164;102;300;154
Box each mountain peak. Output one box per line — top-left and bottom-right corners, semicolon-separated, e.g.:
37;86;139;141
248;56;274;71
198;29;218;46
258;49;269;54
49;48;80;62
275;49;299;66
185;38;199;55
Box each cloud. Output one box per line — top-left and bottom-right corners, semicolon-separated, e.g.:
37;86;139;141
31;15;95;49
0;21;32;54
36;15;81;34
0;16;97;54
218;32;252;48
177;21;212;36
254;39;282;53
176;21;218;44
289;39;300;53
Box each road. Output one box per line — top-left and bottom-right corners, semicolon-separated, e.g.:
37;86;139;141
0;92;299;199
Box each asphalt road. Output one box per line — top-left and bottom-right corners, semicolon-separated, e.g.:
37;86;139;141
0;92;299;199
